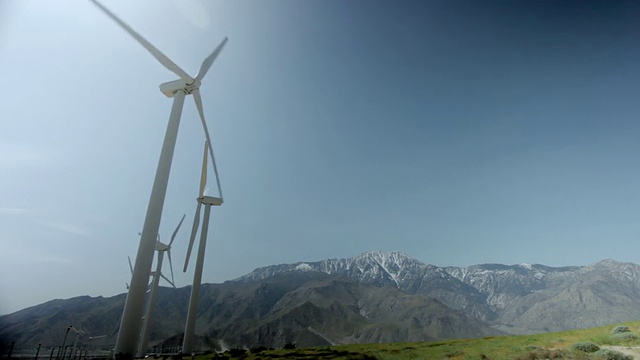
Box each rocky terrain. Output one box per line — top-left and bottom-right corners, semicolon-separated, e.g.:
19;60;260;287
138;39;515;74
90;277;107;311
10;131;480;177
239;251;640;333
3;251;640;351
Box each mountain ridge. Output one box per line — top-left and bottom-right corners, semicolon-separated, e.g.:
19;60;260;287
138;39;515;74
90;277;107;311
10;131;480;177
4;251;640;351
233;251;640;332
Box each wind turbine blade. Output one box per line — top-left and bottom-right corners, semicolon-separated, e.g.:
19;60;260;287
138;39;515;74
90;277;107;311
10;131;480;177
90;0;193;83
195;37;228;82
193;90;223;199
128;256;133;274
183;203;201;272
199;136;208;197
167;250;175;287
169;214;185;246
159;273;174;288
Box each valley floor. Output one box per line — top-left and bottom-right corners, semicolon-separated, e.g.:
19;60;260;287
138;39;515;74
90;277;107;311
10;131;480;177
192;321;640;360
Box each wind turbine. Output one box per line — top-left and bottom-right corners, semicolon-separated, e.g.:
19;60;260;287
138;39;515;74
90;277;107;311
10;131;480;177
125;256;151;291
138;215;185;357
90;1;227;357
125;257;133;289
182;141;222;354
70;327;83;359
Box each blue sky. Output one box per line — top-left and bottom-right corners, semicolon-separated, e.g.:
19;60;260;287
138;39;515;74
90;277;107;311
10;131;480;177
1;0;640;314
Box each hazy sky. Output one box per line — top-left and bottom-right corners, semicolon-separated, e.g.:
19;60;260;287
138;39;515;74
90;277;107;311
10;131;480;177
1;0;640;315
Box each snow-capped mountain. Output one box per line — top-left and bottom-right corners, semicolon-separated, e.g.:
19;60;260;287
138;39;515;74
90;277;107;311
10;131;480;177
5;251;640;351
235;251;640;333
237;251;494;321
0;267;502;350
237;251;441;287
444;263;580;310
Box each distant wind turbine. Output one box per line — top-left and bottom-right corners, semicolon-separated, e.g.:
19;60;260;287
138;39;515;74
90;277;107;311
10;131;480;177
182;141;222;354
125;257;133;290
138;215;185;357
64;326;83;360
90;1;227;356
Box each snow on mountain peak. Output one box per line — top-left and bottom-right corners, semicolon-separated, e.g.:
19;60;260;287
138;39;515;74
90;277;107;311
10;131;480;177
519;263;533;270
295;263;313;271
356;251;415;265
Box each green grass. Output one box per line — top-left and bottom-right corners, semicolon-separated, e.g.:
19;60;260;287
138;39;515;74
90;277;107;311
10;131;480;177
191;321;640;360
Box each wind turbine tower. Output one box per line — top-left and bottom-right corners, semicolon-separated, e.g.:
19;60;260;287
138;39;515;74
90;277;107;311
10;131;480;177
138;216;184;357
90;1;227;357
182;141;222;354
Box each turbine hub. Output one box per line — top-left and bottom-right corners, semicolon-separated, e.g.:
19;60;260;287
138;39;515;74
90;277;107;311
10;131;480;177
159;78;201;98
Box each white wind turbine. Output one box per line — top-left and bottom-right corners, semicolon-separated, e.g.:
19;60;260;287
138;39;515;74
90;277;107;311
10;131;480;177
182;141;222;354
90;1;227;356
138;215;185;357
125;257;134;290
69;326;84;360
125;256;155;290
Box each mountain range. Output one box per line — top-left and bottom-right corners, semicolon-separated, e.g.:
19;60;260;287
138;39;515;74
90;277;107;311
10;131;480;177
3;251;640;351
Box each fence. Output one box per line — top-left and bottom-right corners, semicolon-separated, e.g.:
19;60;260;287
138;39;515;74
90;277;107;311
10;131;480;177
0;342;114;360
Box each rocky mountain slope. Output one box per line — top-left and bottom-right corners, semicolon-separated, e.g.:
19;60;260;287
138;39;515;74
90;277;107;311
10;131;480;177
237;251;497;321
0;269;500;351
4;251;640;351
236;251;640;333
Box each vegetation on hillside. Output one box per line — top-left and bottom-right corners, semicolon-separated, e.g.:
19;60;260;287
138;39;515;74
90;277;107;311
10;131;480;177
185;321;640;360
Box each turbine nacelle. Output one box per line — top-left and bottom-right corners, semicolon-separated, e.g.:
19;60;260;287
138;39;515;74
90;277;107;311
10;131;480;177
199;196;223;206
159;79;202;98
90;0;227;202
155;241;170;252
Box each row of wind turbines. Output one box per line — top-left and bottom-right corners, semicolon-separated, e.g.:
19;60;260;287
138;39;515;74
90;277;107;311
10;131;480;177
89;1;227;357
130;141;217;357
